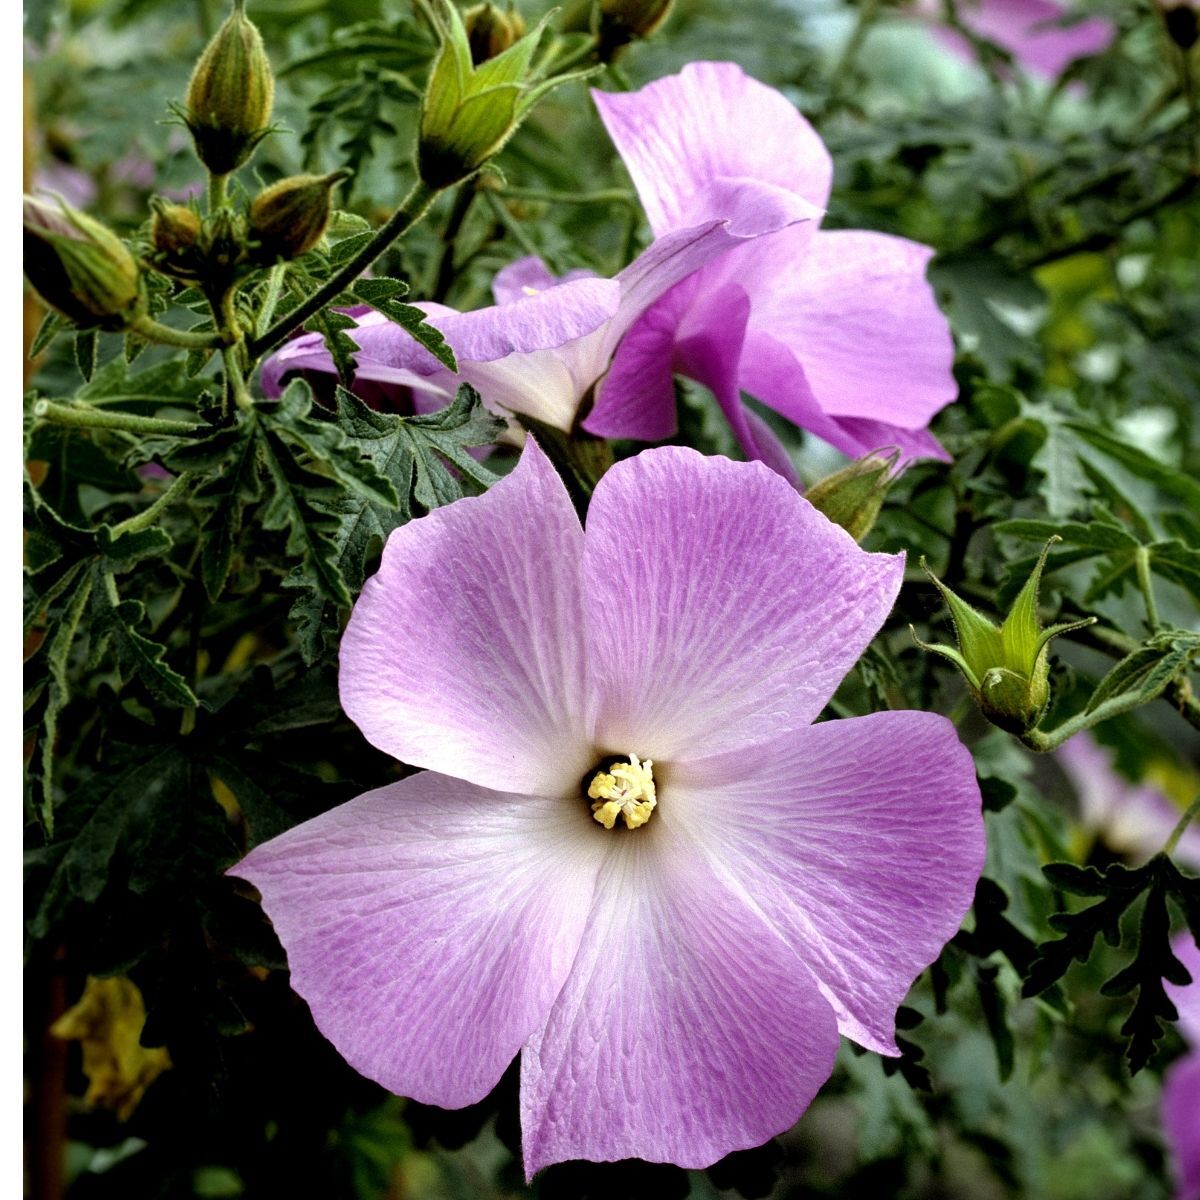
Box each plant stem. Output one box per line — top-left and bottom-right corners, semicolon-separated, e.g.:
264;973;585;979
483;187;554;268
129;313;224;351
823;0;882;114
1165;795;1200;857
208;172;228;213
33;400;198;436
498;185;636;206
430;180;478;303
1020;690;1167;752
1135;546;1161;632
246;178;442;362
111;473;197;537
255;262;287;340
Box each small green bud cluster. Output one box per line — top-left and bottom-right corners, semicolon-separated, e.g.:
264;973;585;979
805;449;899;543
418;0;572;189
183;0;275;176
914;538;1095;735
23;197;143;330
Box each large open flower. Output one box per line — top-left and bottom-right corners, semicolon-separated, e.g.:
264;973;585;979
584;62;957;468
231;443;985;1174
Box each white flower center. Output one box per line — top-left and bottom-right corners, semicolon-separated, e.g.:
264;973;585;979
587;754;656;830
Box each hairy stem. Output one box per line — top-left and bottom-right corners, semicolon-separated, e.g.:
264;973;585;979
1135;546;1161;632
246;178;441;362
33;400;197;436
111;472;197;537
129;313;224;351
1165;795;1200;857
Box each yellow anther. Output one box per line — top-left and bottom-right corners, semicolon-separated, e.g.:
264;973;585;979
587;753;656;830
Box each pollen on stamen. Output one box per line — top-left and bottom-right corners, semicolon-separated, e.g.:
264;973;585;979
586;753;656;830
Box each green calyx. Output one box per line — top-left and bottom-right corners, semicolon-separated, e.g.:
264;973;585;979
183;0;275;175
597;0;674;59
417;0;590;189
23;197;143;329
805;448;898;543
912;537;1096;734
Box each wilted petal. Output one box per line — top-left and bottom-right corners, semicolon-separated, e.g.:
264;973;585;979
742;229;956;431
340;439;594;795
231;772;606;1108
581;447;904;759
670;711;985;1053
594;60;832;235
520;823;838;1175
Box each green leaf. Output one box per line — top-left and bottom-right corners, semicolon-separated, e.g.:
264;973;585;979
1085;627;1200;713
30;310;68;359
195;424;261;603
304;306;360;386
91;575;197;708
74;330;98;383
285;384;502;661
349;277;457;371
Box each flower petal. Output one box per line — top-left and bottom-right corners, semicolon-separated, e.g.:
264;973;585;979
519;821;839;1175
1164;1052;1200;1200
593;61;832;236
741;228;956;430
491;256;599;305
340;438;593;795
670;711;985;1054
581;446;904;759
231;772;606;1108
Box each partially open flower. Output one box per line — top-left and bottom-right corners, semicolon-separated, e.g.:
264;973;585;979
232;443;984;1174
23;195;142;329
914;538;1095;734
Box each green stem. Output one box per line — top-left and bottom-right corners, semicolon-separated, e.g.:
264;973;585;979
208;172;229;213
1019;690;1163;753
129;313;224;351
111;473;197;537
33;400;197;436
498;185;636;206
430;180;478;303
1135;545;1161;632
484;188;554;269
1165;795;1200;857
246;178;442;362
823;0;882;113
544;35;600;76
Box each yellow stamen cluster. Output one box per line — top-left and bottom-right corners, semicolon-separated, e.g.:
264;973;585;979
587;754;656;830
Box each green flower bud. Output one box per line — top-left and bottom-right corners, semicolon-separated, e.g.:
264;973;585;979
417;0;575;190
149;199;203;262
913;538;1096;735
23;196;143;329
248;169;352;262
597;0;673;60
805;449;898;543
1165;3;1199;51
184;0;275;176
464;3;526;64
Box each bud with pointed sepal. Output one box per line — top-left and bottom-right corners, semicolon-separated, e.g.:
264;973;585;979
184;0;275;176
418;0;584;189
597;0;673;60
23;196;143;329
148;198;204;280
913;538;1096;734
464;3;526;64
805;449;898;543
249;169;352;263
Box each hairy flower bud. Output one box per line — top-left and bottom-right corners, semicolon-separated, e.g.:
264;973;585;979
184;0;275;176
913;538;1095;735
805;449;898;543
464;3;525;64
597;0;673;60
248;169;351;262
23;196;142;329
150;200;202;256
418;0;576;189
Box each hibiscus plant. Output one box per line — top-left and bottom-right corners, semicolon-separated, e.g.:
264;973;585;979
22;1;1200;1198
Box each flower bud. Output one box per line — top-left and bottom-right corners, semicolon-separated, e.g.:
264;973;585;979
913;538;1095;735
1164;3;1200;51
464;3;525;64
597;0;673;60
184;0;275;176
805;449;898;543
197;207;248;288
248;169;351;262
23;196;142;329
418;0;570;189
150;199;202;256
